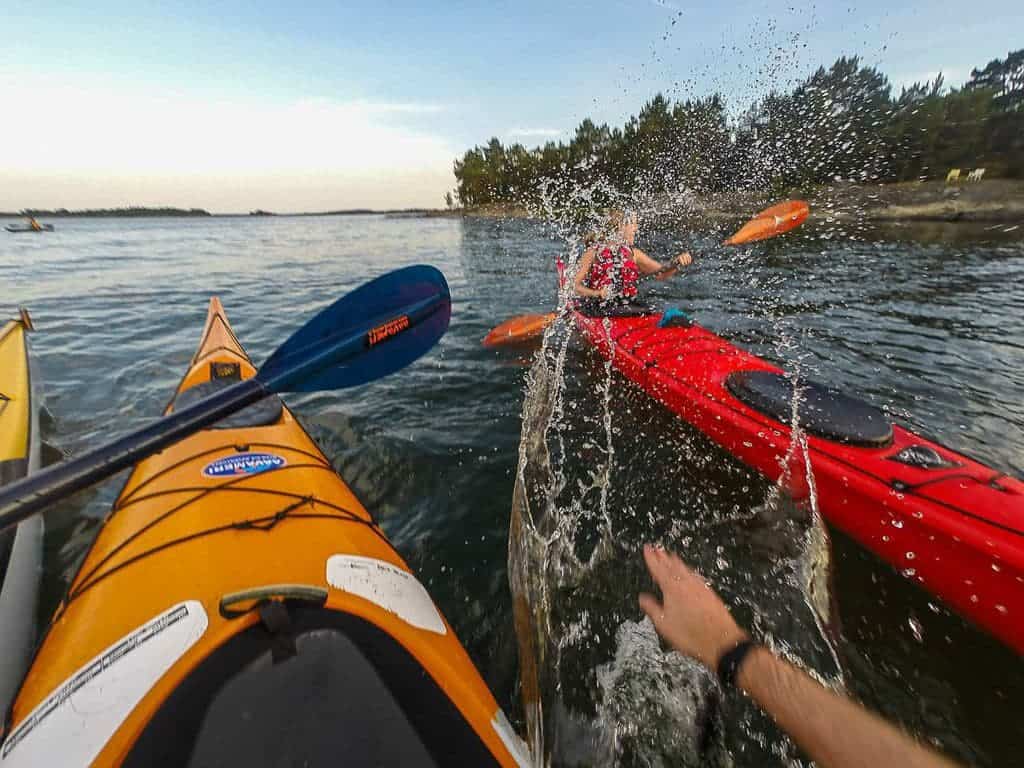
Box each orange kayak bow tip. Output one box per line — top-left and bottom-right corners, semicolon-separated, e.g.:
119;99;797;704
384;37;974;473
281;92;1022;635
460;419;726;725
724;200;810;246
482;312;556;347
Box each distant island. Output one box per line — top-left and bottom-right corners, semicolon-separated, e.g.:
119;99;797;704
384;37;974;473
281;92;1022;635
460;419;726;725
1;207;436;218
302;208;433;216
1;207;212;217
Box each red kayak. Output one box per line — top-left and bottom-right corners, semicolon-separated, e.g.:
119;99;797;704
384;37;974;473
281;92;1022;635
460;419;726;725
572;306;1024;653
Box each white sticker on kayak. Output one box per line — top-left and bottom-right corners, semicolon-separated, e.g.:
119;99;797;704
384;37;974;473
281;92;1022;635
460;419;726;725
492;709;532;767
0;601;208;766
325;555;446;635
202;451;285;478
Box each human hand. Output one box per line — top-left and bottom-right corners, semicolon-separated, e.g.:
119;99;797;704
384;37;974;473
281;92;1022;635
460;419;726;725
600;286;614;300
638;544;748;669
676;252;693;268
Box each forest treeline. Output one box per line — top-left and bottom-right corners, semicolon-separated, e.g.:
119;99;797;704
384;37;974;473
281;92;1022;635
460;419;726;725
451;50;1024;208
13;207;212;217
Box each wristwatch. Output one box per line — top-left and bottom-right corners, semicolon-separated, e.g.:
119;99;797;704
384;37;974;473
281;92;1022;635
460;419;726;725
716;639;758;688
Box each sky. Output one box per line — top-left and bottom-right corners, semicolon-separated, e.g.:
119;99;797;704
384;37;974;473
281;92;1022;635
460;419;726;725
1;0;1021;212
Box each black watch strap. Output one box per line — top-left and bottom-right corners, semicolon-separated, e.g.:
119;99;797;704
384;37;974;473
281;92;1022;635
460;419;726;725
716;639;758;688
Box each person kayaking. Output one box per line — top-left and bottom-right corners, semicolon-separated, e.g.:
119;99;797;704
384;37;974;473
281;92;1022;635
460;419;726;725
639;545;961;768
573;209;692;307
26;216;41;232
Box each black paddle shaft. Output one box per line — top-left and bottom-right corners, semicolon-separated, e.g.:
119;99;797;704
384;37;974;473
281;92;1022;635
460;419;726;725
0;377;268;533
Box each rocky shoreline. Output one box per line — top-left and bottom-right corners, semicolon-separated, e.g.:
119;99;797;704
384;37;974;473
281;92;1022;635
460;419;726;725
433;179;1024;225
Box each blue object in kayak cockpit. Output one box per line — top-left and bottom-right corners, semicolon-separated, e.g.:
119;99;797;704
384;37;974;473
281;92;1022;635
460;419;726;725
658;308;693;328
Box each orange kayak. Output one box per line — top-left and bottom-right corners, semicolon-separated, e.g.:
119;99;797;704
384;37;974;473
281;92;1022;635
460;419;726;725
1;299;527;766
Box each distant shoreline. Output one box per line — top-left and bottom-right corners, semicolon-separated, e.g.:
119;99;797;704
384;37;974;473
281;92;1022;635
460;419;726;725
1;207;212;218
0;207;437;218
434;179;1024;225
5;180;1023;223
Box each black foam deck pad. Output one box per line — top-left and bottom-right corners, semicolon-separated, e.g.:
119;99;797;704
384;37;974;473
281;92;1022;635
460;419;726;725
725;370;893;448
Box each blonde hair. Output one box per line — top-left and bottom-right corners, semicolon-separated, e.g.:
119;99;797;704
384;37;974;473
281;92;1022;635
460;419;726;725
600;209;634;241
582;209;634;249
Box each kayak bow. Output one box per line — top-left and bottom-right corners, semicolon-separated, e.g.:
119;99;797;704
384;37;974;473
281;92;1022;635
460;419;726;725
0;299;527;767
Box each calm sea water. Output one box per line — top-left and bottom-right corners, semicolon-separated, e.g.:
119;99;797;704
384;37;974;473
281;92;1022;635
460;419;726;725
1;214;1022;765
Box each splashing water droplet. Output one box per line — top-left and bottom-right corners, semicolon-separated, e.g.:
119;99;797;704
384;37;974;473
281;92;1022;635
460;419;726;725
908;616;924;643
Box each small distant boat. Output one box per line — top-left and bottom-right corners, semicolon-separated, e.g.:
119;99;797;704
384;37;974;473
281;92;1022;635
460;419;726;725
5;224;54;233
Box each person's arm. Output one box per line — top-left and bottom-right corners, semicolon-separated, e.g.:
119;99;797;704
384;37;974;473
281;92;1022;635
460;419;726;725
632;248;692;280
573;249;608;298
638;545;960;768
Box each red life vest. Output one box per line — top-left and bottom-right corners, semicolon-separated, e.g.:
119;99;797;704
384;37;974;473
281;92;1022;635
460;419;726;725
586;244;639;298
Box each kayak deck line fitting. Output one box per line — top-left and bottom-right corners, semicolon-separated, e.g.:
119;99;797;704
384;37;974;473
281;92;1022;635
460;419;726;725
571;307;1024;653
1;297;527;767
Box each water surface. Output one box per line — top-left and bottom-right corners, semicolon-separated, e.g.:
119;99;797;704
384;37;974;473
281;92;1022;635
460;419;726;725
1;214;1022;765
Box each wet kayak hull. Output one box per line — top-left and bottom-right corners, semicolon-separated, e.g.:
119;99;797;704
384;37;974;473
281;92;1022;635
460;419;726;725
573;309;1024;652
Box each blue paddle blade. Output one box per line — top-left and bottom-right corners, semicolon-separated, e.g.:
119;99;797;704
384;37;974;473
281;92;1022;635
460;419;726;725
258;264;451;393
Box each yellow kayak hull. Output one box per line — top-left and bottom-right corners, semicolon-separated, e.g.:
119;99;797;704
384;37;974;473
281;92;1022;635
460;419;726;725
0;312;43;719
2;299;524;766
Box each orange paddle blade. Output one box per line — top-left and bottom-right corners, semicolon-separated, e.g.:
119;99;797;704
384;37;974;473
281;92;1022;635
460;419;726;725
482;313;557;347
724;200;809;246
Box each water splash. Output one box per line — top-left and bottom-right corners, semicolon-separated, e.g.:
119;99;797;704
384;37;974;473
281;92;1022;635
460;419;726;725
508;302;844;765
